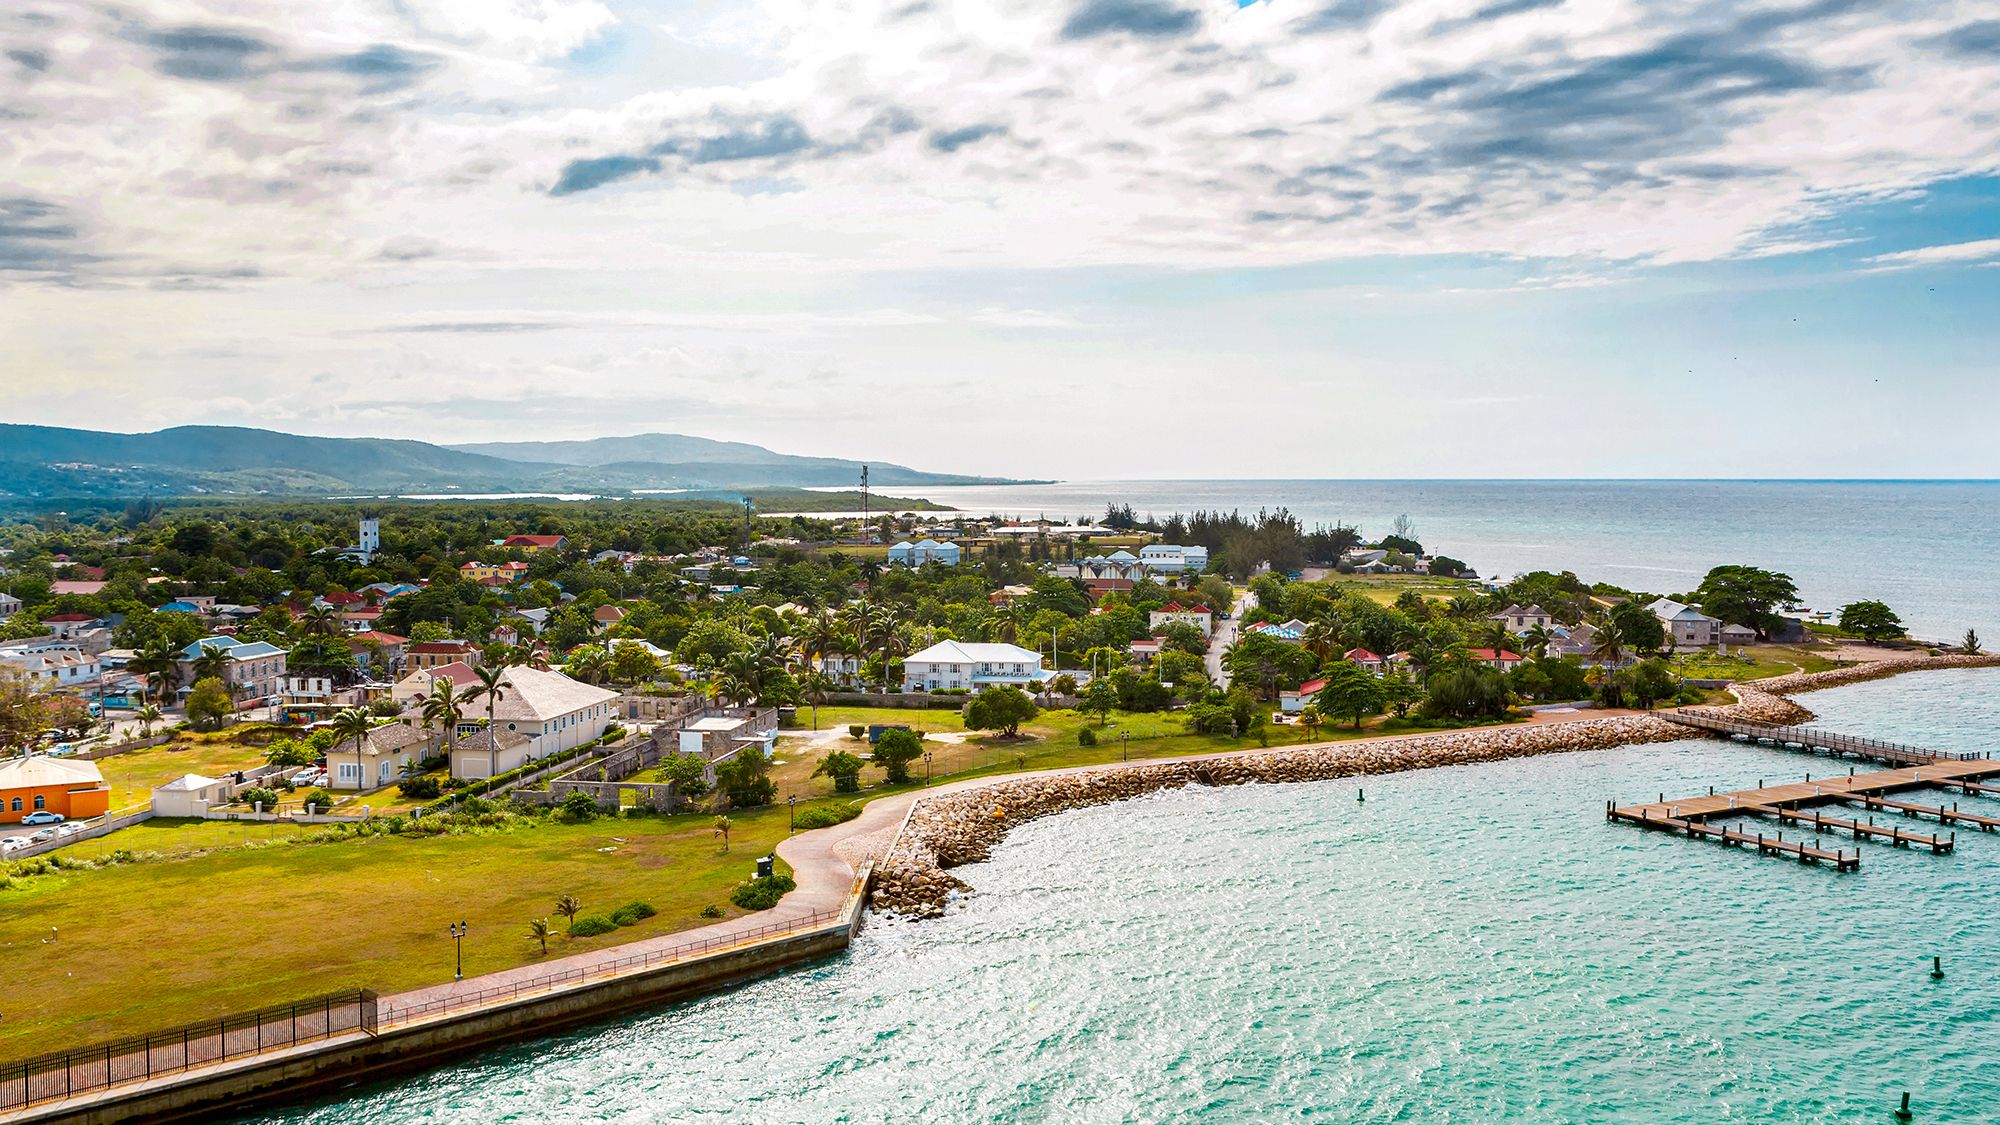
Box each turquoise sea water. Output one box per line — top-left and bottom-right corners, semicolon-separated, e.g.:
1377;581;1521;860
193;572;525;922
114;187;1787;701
913;479;2000;643
264;672;2000;1124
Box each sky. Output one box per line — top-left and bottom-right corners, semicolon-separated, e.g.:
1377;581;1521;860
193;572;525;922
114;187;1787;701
3;0;2000;480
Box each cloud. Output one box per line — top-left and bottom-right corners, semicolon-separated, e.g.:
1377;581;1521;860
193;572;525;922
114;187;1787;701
550;154;661;195
0;196;90;274
1866;238;2000;268
1059;0;1202;41
6;47;50;73
141;25;272;82
928;123;1008;152
1929;20;2000;58
375;236;441;262
661;115;816;164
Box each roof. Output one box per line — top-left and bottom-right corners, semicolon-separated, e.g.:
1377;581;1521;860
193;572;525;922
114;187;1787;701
348;631;408;645
593;605;625;622
1293;678;1328;695
904;640;1044;665
1467;648;1523;661
49;580;107;596
0;755;106;789
409;640;475;654
1155;603;1210;614
453;727;533;755
405;660;478;689
485;665;619;722
179;636;286;661
362;723;429;755
1648;598;1720;624
156;773;223;793
1106;550;1139;562
1345;647;1382;661
42;612;98;623
503;534;565;548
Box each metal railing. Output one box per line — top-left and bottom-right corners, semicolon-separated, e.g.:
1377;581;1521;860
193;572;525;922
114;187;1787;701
379;904;848;1024
0;991;375;1112
1662;712;1981;763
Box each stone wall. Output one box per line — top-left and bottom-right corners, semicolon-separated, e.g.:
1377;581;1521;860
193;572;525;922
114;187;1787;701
870;653;2000;919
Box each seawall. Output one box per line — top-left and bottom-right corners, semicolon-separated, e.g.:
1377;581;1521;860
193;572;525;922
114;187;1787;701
871;653;2000;918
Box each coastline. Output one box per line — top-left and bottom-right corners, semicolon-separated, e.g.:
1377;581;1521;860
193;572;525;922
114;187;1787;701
866;652;2000;918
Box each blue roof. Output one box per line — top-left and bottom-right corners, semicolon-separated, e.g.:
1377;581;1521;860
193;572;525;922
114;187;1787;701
180;636;286;660
159;601;202;613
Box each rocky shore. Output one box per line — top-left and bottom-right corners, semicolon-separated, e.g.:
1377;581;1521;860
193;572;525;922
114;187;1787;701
869;653;2000;919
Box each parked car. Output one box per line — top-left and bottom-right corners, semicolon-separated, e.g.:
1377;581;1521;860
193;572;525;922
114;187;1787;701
55;822;87;837
27;828;57;843
21;810;66;826
0;836;28;853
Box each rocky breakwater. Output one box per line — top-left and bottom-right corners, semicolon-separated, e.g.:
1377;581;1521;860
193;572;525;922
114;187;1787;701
1714;652;2000;726
870;715;1683;918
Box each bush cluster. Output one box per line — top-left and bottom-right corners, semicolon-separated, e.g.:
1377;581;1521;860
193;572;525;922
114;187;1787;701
570;916;619;937
730;873;797;911
792;803;861;830
609;901;657;926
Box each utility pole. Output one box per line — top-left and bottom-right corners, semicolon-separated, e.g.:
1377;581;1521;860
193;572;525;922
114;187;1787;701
859;465;870;538
741;497;753;551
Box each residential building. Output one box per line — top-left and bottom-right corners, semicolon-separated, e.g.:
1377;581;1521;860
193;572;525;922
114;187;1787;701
1465;648;1525;670
390;660;480;706
1281;678;1327;714
887;539;962;566
177;636;289;700
0;592;20;621
501;534;567;553
458;560;531;584
1344;647;1385;674
1128;638;1163;663
902;640;1045;691
1493;604;1556;633
0;641;102;690
1;755;111;823
328;720;435;791
1648;598;1723;648
1149;603;1214;637
40;612;102;640
1245;621;1304;643
346;630;408;675
150;773;233;818
449;727;536;781
474;665;621;756
593;605;626;629
405;640;479;672
672;707;780;760
1720;622;1760;647
48;579;107;597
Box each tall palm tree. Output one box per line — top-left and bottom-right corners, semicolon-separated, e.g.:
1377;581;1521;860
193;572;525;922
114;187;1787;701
1302;620;1338;662
135;704;163;739
1522;624;1554;660
1589;617;1628;670
872;606;905;689
801;670;835;731
132;637;184;705
459;666;510;778
299;605;340;638
190;643;231;686
566;645;610;685
332;706;373;791
1480;621;1516;658
421;679;464;764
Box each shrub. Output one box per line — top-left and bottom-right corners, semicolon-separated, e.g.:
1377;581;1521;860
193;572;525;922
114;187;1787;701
848;724;866;739
699;904;724;918
793;803;861;830
556;791;601;822
397;776;441;799
871;728;924;784
609;902;658;926
302;788;337;812
1077;727;1097;747
570;916;619;938
239;786;280;809
730;873;797;911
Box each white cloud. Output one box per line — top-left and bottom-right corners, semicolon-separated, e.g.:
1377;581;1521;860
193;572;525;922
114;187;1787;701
1866;237;2000;267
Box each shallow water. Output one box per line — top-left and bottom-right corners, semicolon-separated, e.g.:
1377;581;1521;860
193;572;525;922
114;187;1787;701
263;674;2000;1123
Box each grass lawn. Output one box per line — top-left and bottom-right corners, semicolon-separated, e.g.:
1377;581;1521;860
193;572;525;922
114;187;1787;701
92;738;278;813
1330;574;1481;606
0;801;832;1055
1670;644;1842;682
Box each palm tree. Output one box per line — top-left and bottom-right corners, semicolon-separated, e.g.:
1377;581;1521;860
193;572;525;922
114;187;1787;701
1522;624;1554;660
1302;620;1338;662
1589;617;1628;670
332;706;373;791
299;605;340;638
420;679;464;764
566;645;610;685
527;918;551;955
712;815;733;852
801;670;835;731
459;666;510;778
130;637;184;705
554;895;582;937
190;643;231;687
135;703;163;739
1480;621;1516;658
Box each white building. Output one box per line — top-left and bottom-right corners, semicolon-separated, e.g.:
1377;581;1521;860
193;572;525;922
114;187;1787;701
0;592;21;621
1148;603;1214;637
902;640;1045;692
0;640;102;690
1138;544;1209;574
1492;604;1555;633
151;773;232;818
1648;598;1723;648
887;539;962;567
177;636;288;700
479;665;621;756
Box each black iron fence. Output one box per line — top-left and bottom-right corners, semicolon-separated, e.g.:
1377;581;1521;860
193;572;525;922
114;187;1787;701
0;989;377;1112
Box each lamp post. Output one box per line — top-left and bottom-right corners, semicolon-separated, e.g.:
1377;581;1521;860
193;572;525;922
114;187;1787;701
924;750;934;786
788;794;798;834
450;921;467;981
1122;732;1130;762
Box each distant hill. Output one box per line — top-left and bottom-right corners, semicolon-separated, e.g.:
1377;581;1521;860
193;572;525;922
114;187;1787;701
448;433;1004;487
0;424;1014;499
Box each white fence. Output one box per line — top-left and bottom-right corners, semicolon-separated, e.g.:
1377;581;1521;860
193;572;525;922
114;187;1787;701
3;807;155;861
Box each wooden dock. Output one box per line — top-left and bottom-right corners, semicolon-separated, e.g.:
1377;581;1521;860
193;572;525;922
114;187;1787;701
1659;711;1986;768
1607;757;2000;872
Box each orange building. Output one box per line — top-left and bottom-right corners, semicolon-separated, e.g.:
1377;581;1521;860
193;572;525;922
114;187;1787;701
0;755;112;823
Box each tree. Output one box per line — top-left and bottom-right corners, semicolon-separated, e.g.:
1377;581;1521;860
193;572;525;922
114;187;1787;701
555;894;583;936
608;642;661;686
813;749;865;793
565;644;611;685
1693;565;1799;638
712;815;733;852
1313;662;1384;729
715;745;776;807
1380;671;1423;718
1298;703;1324;740
872;728;925;784
190;643;231;686
656;754;710;800
332;706;374;787
1609;602;1666;654
135;703;163;739
185;676;235;732
0;670;50;752
1618;658;1681;709
1588;615;1628;669
130;637;185;705
1419;664;1510;720
1838;600;1904;644
1966;629;1983;655
421;678;464;765
527;918;551;955
460;665;510;776
1078;678;1118;727
965;685;1039;738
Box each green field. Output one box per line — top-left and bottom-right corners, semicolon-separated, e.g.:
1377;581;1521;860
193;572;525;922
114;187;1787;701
0;802;828;1054
1669;645;1843;682
92;737;278;812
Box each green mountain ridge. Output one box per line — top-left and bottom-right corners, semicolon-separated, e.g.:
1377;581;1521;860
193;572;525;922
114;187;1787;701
0;424;1016;499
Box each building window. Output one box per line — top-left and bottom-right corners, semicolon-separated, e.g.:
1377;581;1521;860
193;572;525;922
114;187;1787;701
8;797;18;811
33;795;47;809
338;763;360;781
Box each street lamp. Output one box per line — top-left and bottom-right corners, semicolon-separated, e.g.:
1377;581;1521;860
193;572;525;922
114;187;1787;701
449;921;468;981
924;750;934;786
788;794;798;834
1122;732;1130;762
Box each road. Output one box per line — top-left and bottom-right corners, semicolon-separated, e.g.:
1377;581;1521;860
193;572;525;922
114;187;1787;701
1206;586;1253;689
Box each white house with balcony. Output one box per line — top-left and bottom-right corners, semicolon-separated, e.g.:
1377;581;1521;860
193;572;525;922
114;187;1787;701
1138;544;1209;575
1148;603;1214;637
0;640;101;690
902;641;1045;692
887;539;962;567
177;636;288;701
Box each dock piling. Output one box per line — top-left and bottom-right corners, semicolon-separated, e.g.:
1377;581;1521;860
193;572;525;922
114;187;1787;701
1931;956;1944;979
